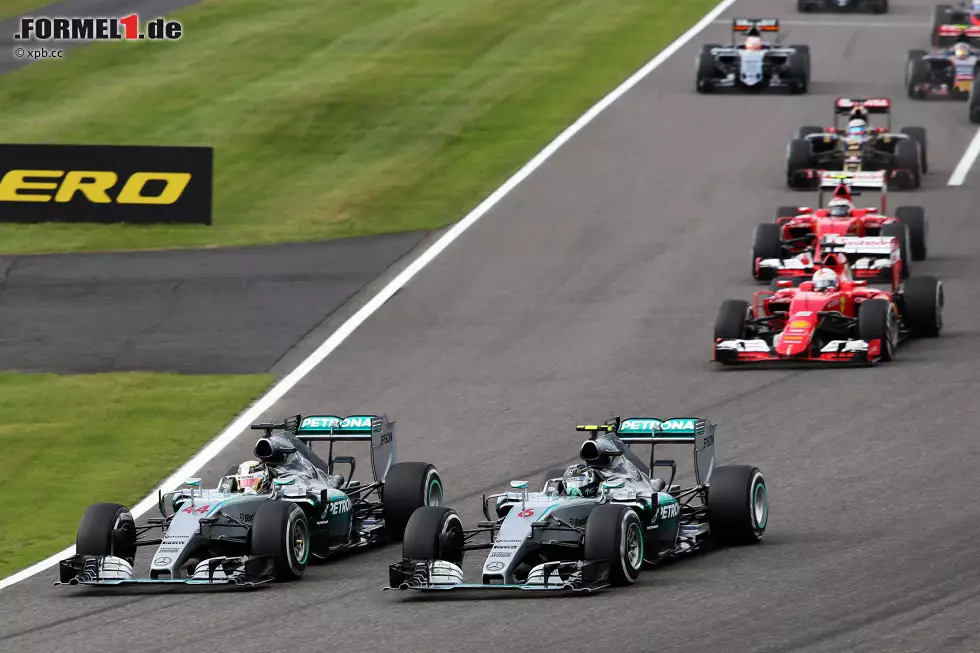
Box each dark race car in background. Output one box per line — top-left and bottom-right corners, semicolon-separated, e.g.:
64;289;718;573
716;254;943;365
57;414;444;588
754;171;927;283
931;2;980;47
385;417;767;594
786;97;927;190
798;0;888;13
696;18;810;94
906;35;980;99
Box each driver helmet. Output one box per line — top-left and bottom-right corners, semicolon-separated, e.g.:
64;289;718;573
954;43;971;59
973;0;980;13
847;119;867;139
812;268;839;292
828;197;853;218
235;460;270;494
745;35;763;51
563;463;599;497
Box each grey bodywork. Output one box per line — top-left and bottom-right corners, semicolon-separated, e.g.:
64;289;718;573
57;414;398;587
698;18;808;92
386;417;718;593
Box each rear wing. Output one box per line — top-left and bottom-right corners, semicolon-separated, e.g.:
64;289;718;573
818;170;887;212
251;414;396;482
577;417;716;486
835;97;891;130
731;17;779;44
819;236;901;289
936;24;980;40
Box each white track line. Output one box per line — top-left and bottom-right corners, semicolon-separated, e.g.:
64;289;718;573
0;0;738;591
948;127;980;185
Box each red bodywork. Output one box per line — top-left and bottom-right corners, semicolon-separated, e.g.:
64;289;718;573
769;182;902;285
717;256;896;364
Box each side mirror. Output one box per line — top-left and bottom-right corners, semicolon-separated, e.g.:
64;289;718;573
798;207;812;213
776;279;794;288
184;478;202;487
601;479;626;490
509;480;529;490
853;280;867;286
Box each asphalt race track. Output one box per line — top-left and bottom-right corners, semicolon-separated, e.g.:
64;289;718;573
0;234;426;374
4;0;980;651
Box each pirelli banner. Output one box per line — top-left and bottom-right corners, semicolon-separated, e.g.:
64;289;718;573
0;144;213;224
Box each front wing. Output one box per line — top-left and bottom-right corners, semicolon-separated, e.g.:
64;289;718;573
714;338;883;364
384;559;611;594
55;554;275;589
790;167;916;188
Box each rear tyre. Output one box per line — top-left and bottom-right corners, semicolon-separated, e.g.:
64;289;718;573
714;300;750;341
696;45;720;93
894;207;927;261
752;223;783;278
383;462;444;541
402;506;465;565
881;223;910;278
894;139;921;189
858;298;895;362
870;0;888;14
786;139;813;188
76;503;138;564
969;80;980;124
775;205;800;222
903;275;943;338
900;127;928;174
797;125;823;140
789;45;811;79
250;501;310;580
787;53;808;94
707;466;767;545
932;6;952;47
583;504;643;586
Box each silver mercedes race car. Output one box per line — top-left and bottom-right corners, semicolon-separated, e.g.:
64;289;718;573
384;416;768;595
696;18;810;94
57;413;444;588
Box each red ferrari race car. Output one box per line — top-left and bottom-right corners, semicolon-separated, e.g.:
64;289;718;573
715;254;943;365
753;170;927;284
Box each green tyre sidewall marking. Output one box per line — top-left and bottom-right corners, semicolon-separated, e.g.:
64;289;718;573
427;476;443;506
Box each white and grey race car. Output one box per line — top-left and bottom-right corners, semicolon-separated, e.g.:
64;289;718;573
384;416;768;594
696;18;810;94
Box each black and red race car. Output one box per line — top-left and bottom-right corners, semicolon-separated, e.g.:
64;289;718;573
753;171;926;284
715;254;942;365
932;2;980;47
786;97;927;190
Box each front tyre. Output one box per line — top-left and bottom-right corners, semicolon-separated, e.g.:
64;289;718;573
250;501;310;581
583;504;643;586
707;466;768;545
858;298;895;362
382;462;443;540
401;506;465;565
76;503;138;564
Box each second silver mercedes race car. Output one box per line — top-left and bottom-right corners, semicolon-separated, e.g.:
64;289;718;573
384;416;768;594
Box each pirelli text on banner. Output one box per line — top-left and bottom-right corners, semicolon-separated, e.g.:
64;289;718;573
0;144;213;225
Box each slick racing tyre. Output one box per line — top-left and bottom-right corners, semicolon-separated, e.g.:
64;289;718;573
382;462;443;540
797;125;823;140
786;139;813;188
869;0;888;14
933;6;952;47
775;205;800;222
900;127;928;174
250;501;310;581
881;223;911;278
76;503;138;564
903;275;943;338
905;53;928;100
707;465;767;545
696;44;720;93
893;138;921;189
858;298;896;362
787;53;809;94
752;223;782;278
402;506;465;565
584;504;643;586
714;300;750;341
894;206;927;260
789;44;811;80
969;81;980;124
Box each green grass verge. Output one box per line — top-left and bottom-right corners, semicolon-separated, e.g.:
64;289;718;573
0;372;272;578
0;0;46;21
0;0;718;254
